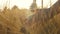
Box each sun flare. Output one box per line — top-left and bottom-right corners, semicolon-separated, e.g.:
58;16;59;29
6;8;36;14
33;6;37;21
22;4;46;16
0;0;58;9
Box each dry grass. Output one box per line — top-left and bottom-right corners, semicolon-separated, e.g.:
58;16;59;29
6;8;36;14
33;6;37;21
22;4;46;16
0;1;60;34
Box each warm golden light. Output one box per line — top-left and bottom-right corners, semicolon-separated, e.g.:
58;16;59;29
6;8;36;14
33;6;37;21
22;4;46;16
0;0;58;9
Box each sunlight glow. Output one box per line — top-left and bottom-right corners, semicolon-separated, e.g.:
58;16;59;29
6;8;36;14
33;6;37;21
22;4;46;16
0;0;58;9
37;0;58;8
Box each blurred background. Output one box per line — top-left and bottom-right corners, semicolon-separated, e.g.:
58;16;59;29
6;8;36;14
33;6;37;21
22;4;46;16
0;0;60;34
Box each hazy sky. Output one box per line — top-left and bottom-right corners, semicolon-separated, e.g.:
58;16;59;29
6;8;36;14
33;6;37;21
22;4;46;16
0;0;58;9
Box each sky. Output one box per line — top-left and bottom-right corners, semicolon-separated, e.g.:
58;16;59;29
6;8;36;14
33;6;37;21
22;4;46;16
0;0;58;9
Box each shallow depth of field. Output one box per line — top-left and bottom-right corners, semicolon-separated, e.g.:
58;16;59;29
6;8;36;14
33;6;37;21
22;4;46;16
0;0;60;34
